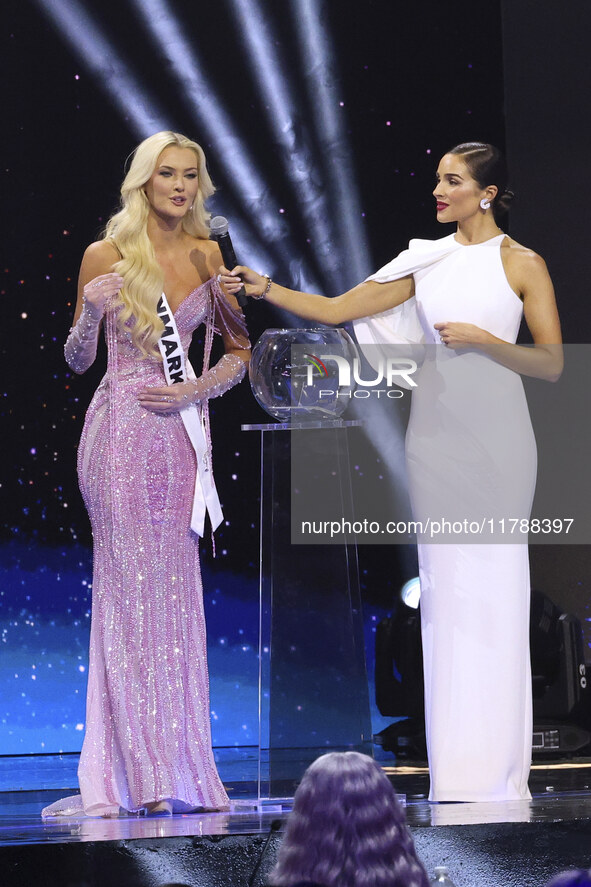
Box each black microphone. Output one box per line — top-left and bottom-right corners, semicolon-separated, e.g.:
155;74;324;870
209;215;248;308
247;818;282;887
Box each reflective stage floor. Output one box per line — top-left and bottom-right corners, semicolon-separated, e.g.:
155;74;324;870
1;754;591;886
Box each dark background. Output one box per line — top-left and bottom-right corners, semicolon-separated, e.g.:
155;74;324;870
2;0;506;561
2;0;590;752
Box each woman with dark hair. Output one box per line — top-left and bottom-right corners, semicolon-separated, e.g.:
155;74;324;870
220;142;562;803
268;752;429;887
43;131;250;818
446;142;514;219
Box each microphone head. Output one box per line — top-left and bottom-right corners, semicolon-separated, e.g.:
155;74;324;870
209;215;229;237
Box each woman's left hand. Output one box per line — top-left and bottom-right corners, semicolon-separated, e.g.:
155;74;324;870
434;321;492;348
137;383;195;412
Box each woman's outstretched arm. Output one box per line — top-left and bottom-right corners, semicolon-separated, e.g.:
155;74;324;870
218;264;414;325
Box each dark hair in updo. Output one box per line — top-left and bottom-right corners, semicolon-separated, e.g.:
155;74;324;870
447;142;515;219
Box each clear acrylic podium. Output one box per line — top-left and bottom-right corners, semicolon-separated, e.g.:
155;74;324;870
241;419;372;804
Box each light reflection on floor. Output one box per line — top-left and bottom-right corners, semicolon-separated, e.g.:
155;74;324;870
1;757;591;846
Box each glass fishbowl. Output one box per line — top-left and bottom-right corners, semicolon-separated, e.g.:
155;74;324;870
249;328;358;421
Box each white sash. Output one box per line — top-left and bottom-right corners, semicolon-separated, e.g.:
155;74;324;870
157;294;223;537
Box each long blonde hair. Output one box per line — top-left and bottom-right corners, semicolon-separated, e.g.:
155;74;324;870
104;131;215;358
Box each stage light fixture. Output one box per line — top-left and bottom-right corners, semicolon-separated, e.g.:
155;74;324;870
530;589;590;726
401;577;421;609
33;0;169;137
376;587;591;757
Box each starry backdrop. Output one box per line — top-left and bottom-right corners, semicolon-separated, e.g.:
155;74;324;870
2;0;589;757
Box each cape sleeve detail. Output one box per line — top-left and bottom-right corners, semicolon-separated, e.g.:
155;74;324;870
353;235;461;346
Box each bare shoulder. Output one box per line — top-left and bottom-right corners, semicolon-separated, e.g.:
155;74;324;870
500;237;551;298
193;237;244;312
197;235;217;253
82;239;121;274
500;236;556;312
197;236;222;265
185;235;224;285
501;237;548;274
201;237;230;281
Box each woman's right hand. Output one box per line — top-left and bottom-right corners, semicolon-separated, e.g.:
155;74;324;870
217;265;266;299
83;273;124;316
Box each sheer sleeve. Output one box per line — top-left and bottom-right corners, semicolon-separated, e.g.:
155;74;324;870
211;277;250;352
64;300;103;374
184;278;250;404
185;353;246;403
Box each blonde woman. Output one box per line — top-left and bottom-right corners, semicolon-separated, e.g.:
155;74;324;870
43;132;250;818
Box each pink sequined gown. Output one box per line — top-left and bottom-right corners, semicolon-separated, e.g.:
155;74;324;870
46;279;247;817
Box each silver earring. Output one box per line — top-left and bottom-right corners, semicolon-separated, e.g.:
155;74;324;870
480;198;491;210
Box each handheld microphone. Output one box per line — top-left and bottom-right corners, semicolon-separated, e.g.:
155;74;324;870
209;215;248;308
247;818;282;887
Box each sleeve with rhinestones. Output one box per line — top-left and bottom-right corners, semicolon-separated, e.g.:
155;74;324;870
64;300;104;374
184;353;246;404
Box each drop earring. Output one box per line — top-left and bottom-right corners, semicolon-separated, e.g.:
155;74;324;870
480;198;491;211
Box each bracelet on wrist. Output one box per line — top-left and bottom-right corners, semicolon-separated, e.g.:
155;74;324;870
253;274;272;300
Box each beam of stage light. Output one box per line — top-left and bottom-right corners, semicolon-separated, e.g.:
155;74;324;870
290;0;372;286
130;0;323;292
290;0;407;489
33;0;169;138
227;0;348;292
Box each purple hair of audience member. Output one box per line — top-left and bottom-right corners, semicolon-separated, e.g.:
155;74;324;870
268;752;429;887
546;871;591;887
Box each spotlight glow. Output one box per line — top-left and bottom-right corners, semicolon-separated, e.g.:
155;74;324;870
291;0;371;285
37;0;373;308
33;0;169;137
228;0;345;290
130;0;311;283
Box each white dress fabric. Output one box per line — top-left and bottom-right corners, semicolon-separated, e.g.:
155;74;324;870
354;233;535;802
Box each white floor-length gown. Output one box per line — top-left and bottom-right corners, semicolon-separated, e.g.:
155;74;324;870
355;233;534;801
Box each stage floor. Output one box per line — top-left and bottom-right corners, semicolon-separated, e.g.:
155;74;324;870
1;757;591;844
1;755;591;887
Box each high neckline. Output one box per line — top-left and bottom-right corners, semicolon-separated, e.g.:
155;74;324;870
453;232;506;247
